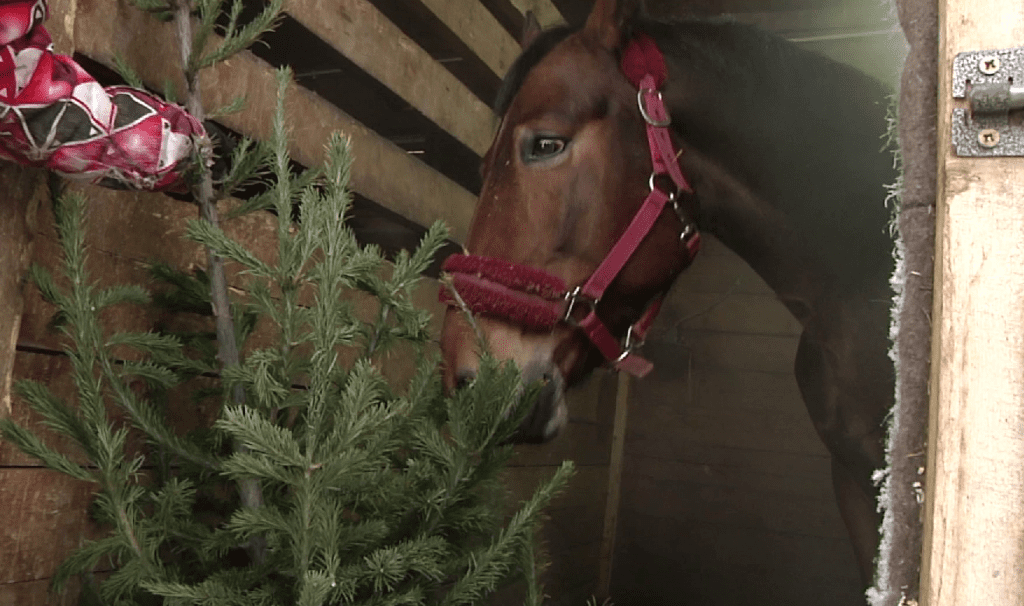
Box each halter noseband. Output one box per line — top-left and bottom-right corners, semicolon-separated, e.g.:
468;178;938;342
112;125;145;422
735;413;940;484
440;34;701;378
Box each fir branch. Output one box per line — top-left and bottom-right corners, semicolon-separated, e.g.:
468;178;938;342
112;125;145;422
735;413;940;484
139;578;256;605
92;284;150;310
389;221;449;288
185;218;274;276
11;379;97;460
111;54;146;89
192;0;284;73
104;371;220;470
117;360;181;389
297;569;335;606
217;136;272;205
226;504;292;540
188;0;223;76
441;461;575;605
26;262;66;308
0;419;94;482
216;405;305;467
51;535;127;595
221;451;302;485
106;331;187;364
125;0;174;17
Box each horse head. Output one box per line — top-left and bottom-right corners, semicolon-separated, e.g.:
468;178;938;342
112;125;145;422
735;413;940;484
439;0;698;442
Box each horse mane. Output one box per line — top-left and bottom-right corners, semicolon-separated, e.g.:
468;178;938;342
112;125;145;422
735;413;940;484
635;17;897;291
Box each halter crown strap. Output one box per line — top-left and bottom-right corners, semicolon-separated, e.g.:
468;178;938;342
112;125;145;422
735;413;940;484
569;34;699;375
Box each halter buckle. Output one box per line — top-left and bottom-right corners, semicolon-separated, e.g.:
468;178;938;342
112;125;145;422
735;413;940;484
638;87;671;128
563;286;598;326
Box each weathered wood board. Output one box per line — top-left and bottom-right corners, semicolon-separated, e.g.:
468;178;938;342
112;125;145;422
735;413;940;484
922;0;1024;602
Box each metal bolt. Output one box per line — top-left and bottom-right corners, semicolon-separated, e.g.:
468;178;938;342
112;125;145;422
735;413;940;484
978;128;1001;148
979;56;1001;75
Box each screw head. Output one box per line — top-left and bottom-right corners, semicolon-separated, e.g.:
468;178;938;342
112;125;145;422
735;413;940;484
979;128;1001;148
979;56;1001;75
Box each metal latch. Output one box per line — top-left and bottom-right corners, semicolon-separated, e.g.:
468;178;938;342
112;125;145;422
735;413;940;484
952;46;1024;156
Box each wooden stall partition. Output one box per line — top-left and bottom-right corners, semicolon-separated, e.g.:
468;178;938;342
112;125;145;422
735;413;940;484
922;0;1024;603
609;236;863;605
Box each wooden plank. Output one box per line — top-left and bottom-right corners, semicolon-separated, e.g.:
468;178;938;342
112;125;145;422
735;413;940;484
620;472;847;539
922;1;1024;603
657;291;802;337
635;356;805;414
670;245;775;296
57;1;475;243
625;442;832;484
0;468;100;585
416;0;521;79
616;511;860;585
0;576;84;606
0;167;43;427
665;331;799;374
624;450;835;502
284;0;495;156
597;374;629;598
543;504;605;554
614;519;862;605
626;403;826;459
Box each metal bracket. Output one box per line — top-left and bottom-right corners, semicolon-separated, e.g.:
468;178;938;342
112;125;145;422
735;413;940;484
952;46;1024;156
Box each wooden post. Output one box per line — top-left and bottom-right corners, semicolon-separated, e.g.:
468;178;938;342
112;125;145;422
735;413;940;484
598;373;630;598
922;1;1024;603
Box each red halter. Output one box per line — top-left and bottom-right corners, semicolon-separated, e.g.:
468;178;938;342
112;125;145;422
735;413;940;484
440;34;701;378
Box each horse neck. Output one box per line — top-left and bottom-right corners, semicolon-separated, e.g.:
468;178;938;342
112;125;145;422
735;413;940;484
655;20;896;320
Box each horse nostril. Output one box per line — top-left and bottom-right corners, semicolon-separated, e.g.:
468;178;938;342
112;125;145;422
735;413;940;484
454;370;476;391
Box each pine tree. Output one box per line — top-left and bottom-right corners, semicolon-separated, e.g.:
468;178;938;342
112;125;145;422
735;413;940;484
0;4;572;603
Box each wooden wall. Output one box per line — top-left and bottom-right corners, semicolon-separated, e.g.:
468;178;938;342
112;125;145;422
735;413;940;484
0;1;617;604
609;237;864;605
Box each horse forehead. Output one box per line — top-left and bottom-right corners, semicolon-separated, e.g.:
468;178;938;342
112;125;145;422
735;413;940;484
511;38;617;120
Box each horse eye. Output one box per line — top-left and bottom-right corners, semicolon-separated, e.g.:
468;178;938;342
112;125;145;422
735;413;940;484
526;136;567;161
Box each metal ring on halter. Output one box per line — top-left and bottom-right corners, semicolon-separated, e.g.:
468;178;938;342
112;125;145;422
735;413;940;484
613;325;646;363
637;88;671;127
649;172;678;200
563;286;598;326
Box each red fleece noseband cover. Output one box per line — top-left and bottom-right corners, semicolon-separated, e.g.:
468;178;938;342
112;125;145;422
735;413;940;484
439;255;568;330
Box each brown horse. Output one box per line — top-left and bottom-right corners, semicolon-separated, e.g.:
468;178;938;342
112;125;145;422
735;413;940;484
439;0;894;587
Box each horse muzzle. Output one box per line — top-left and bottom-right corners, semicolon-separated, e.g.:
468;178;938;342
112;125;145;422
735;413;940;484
440;310;571;443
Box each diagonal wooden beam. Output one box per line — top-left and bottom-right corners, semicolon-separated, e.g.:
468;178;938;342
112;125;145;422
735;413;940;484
507;0;566;27
285;0;495;157
416;0;521;78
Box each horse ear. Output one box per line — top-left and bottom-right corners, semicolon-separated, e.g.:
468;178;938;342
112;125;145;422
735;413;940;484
521;10;543;48
583;0;645;50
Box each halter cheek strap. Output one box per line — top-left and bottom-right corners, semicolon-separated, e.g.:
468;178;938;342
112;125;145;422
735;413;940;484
439;34;701;378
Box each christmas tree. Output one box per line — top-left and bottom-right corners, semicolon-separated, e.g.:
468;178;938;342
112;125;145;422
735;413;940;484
0;2;572;602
